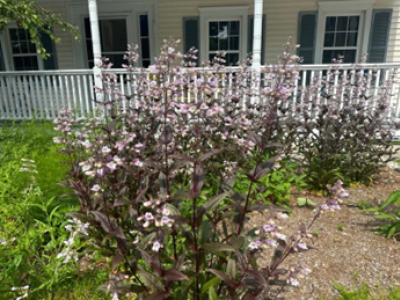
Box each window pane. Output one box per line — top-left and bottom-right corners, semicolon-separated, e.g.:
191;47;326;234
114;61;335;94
347;32;358;46
100;19;127;52
343;50;356;63
335;32;346;47
218;22;228;38
323;50;334;63
209;37;218;51
336;17;348;31
229;21;240;35
209;22;218;36
20;42;30;54
324;33;334;47
141;38;150;59
219;37;228;50
325;17;336;31
225;53;239;66
140;15;149;37
348;16;359;31
229;36;239;50
18;29;28;40
29;42;36;53
11;42;21;54
14;56;38;71
9;29;18;41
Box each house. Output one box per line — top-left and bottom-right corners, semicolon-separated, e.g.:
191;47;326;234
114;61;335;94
0;0;398;71
0;0;399;121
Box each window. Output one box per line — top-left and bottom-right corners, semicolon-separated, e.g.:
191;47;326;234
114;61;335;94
9;28;39;71
208;21;240;65
84;18;128;68
322;16;360;63
198;7;248;65
315;1;374;64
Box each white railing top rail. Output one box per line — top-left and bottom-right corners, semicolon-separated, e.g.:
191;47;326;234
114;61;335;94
0;63;399;76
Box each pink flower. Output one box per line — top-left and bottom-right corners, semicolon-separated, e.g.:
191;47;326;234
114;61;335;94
91;184;101;192
106;162;117;171
274;232;286;240
152;241;161;252
289;277;299;286
296;242;308;250
102;146;111;154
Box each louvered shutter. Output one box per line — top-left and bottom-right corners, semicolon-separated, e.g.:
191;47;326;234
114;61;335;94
297;12;317;64
41;28;58;70
368;10;392;63
183;17;199;66
248;14;266;65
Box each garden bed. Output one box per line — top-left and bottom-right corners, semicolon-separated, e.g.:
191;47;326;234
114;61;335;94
248;166;400;299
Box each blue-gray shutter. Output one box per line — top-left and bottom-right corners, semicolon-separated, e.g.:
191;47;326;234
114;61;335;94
297;12;317;64
183;17;199;65
41;28;58;70
0;41;5;71
368;9;392;63
248;14;266;65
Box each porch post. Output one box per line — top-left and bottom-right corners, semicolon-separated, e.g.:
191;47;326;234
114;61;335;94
252;0;264;68
88;0;103;101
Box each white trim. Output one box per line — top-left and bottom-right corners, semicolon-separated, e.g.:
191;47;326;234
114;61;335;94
67;0;156;69
315;0;374;63
198;6;248;63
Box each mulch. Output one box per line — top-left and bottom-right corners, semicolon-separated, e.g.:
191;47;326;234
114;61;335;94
249;165;400;300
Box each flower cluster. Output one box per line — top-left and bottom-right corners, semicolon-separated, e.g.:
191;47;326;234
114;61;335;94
11;286;29;300
57;218;89;264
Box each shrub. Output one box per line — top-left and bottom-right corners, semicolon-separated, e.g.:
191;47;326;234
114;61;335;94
54;39;346;300
293;56;398;189
364;190;400;239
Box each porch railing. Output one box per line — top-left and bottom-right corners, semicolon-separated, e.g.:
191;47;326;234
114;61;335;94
0;63;399;121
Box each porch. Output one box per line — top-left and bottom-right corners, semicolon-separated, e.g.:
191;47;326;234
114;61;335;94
0;63;399;122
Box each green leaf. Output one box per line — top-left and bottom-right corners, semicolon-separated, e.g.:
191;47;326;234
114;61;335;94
201;277;221;294
201;242;235;252
297;197;316;207
226;257;236;279
381;190;400;208
209;286;219;300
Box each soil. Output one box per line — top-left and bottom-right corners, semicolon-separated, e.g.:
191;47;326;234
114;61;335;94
248;165;400;299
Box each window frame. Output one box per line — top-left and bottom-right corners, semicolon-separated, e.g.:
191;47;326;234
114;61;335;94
321;13;364;63
2;24;45;71
315;0;374;64
207;19;241;65
198;6;248;64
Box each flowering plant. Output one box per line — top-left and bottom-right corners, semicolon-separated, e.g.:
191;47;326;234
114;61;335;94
55;38;345;299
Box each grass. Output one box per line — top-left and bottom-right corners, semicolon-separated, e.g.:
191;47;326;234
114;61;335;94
0;120;108;300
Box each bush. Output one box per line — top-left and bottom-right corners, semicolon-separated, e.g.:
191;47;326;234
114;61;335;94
54;39;347;300
293;56;398;189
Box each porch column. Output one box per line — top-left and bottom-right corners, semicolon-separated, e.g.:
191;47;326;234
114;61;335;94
252;0;264;68
88;0;103;101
